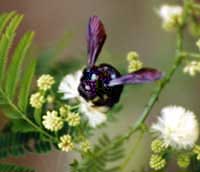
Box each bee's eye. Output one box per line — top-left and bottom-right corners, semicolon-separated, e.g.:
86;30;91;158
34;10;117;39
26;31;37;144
91;73;97;81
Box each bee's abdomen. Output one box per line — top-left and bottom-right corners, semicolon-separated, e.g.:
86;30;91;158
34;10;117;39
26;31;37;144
78;64;123;107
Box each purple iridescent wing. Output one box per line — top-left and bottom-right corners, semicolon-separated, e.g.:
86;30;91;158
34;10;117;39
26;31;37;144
87;16;107;67
108;68;163;87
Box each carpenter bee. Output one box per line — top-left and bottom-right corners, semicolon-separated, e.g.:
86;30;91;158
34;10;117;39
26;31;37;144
78;16;162;108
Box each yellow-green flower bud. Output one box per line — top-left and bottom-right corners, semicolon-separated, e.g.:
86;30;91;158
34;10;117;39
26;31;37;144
177;154;191;168
80;140;91;153
47;95;55;103
127;51;139;61
151;139;167;154
59;105;70;118
66;112;80;127
149;154;166;171
126;51;143;73
128;60;143;73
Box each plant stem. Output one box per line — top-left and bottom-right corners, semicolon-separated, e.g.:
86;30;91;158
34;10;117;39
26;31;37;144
181;52;200;59
124;0;191;140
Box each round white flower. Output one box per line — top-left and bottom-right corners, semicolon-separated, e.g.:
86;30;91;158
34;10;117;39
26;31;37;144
151;105;199;150
158;5;183;31
58;70;107;128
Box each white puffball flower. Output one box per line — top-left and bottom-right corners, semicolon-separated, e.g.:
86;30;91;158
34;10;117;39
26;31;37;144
158;5;183;31
151;105;199;150
58;70;107;128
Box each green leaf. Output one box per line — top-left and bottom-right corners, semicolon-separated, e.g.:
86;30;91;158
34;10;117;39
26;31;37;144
0;104;21;119
34;108;42;126
11;119;37;133
0;14;23;83
5;31;34;99
0;12;16;35
0;132;52;159
18;58;36;111
0;163;35;172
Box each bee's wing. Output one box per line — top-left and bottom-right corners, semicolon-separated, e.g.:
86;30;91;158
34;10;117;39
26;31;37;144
87;16;107;67
108;68;163;86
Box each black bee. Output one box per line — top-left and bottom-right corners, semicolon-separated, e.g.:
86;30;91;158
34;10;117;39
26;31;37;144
78;16;162;108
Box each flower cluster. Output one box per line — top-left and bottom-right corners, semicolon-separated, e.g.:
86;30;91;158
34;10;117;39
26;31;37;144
30;74;55;109
150;105;200;170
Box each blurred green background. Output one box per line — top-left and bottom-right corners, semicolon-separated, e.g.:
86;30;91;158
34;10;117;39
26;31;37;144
0;0;200;171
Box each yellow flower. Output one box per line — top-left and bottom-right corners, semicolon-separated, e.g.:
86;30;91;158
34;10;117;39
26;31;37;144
66;112;80;127
80;140;91;153
42;111;63;131
58;135;74;152
37;74;55;91
30;92;45;109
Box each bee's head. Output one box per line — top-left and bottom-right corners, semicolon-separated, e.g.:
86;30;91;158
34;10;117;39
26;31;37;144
78;64;124;107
